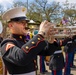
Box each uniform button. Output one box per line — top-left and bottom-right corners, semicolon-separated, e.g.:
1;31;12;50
25;46;29;50
20;36;22;39
32;41;35;44
22;8;26;12
38;38;41;40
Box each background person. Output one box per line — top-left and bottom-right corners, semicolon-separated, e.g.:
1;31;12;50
49;37;64;75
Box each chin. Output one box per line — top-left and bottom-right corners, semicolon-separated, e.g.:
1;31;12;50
18;33;24;35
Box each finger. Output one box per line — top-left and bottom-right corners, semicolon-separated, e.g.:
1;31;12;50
40;20;48;27
45;23;52;28
43;20;48;23
44;21;49;26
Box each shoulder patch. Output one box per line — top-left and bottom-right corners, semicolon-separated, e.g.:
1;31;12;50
6;43;15;51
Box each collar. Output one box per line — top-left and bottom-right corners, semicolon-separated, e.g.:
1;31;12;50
11;34;26;41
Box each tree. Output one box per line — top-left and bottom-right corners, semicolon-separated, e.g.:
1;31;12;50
27;0;62;23
13;1;27;7
0;5;7;38
62;0;76;26
0;5;4;15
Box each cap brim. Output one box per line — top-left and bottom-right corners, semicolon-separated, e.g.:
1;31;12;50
8;17;29;22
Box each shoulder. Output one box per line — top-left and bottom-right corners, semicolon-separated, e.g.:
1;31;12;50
0;38;17;47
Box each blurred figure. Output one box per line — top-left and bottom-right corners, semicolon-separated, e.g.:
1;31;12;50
63;37;74;75
40;56;47;74
71;35;76;68
49;38;64;75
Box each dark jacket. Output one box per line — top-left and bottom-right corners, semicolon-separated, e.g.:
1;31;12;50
49;40;64;70
0;34;57;74
62;37;75;53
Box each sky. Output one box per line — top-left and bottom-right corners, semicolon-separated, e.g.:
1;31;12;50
0;0;76;10
48;0;76;3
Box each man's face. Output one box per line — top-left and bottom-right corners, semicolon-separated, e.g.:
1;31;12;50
9;20;28;35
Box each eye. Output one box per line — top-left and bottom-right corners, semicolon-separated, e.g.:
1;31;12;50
19;21;27;24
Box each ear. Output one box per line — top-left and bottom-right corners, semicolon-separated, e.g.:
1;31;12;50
8;22;13;28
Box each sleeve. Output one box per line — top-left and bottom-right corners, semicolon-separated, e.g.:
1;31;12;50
62;38;68;46
38;41;58;56
1;35;47;66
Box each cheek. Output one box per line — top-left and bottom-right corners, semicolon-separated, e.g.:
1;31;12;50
18;26;24;33
13;26;20;32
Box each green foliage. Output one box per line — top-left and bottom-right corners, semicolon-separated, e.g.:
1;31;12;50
27;0;62;23
62;1;76;26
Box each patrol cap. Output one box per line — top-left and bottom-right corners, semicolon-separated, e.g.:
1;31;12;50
2;7;29;22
